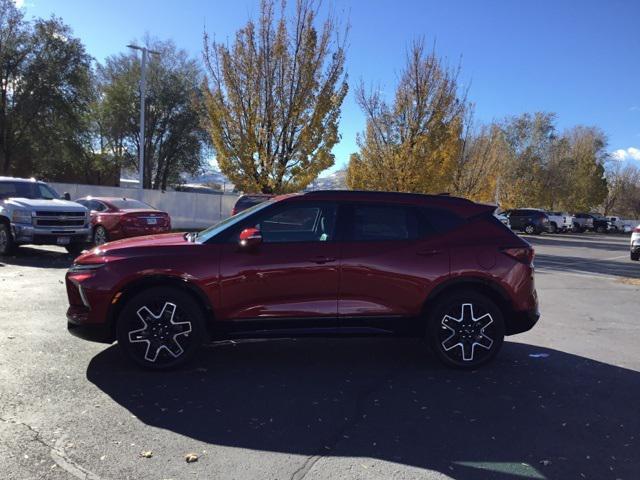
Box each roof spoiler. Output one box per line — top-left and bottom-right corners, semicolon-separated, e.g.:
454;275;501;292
465;202;498;221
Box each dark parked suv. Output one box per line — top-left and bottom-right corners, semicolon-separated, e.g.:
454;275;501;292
66;191;540;369
504;209;550;235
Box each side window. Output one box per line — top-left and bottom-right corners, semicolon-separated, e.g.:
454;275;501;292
421;208;463;234
349;205;419;242
257;204;337;243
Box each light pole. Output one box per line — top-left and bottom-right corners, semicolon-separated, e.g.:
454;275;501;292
127;44;160;189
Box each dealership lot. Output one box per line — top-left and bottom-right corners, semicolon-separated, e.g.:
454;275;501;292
0;233;638;480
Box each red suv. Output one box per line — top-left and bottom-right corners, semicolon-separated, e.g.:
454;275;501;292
66;191;539;369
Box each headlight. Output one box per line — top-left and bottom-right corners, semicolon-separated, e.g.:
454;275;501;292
68;263;104;273
12;210;32;224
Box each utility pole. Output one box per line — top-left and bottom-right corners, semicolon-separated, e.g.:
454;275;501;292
127;44;160;189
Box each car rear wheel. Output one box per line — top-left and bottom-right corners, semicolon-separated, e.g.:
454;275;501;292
631;251;640;261
427;291;505;369
94;226;108;245
549;222;557;234
116;287;206;369
0;223;15;256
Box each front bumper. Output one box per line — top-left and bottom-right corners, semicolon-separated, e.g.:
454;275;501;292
505;308;540;335
67;305;113;343
12;224;92;245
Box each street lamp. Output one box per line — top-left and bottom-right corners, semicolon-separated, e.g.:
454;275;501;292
127;44;160;189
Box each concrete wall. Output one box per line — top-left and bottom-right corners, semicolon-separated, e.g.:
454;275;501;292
50;182;239;229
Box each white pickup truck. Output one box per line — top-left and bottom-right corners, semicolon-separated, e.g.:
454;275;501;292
0;177;90;256
546;211;574;233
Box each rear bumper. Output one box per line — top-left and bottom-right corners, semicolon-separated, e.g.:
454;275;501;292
505;308;540;335
67;305;113;343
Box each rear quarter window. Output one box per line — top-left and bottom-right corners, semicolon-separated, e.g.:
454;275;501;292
348;204;418;241
420;207;464;234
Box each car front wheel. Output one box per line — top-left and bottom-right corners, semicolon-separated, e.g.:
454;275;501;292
427;291;505;369
0;223;15;256
116;287;206;369
631;251;640;261
524;224;537;235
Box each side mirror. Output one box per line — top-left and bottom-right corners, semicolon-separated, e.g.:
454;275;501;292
239;227;262;249
61;192;71;201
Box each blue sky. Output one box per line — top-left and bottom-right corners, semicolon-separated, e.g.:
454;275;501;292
16;0;640;172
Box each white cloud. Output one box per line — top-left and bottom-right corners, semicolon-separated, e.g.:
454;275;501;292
13;0;25;7
612;147;640;161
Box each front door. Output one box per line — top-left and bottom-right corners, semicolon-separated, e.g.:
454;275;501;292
218;202;340;324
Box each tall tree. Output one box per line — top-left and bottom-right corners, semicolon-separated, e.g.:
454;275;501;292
202;0;348;194
346;40;466;193
561;126;608;211
0;2;92;178
498;112;557;208
603;162;640;216
98;40;207;189
450;113;507;203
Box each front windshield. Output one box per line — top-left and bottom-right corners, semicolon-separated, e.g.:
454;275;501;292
196;199;275;243
0;181;59;200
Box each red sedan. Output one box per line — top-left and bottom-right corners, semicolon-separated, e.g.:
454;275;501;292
75;197;171;245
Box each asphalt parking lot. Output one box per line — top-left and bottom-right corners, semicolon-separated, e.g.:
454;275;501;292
0;233;638;480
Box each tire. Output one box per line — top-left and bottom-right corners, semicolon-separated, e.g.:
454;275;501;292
427;291;505;369
0;222;15;256
116;287;206;370
596;226;606;234
93;226;109;246
549;222;557;234
631;251;640;261
65;243;86;256
523;224;536;235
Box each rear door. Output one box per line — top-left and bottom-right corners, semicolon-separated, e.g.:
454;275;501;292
337;203;449;327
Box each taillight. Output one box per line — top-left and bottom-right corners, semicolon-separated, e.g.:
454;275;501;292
634;226;640;233
501;247;535;265
231;208;237;216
